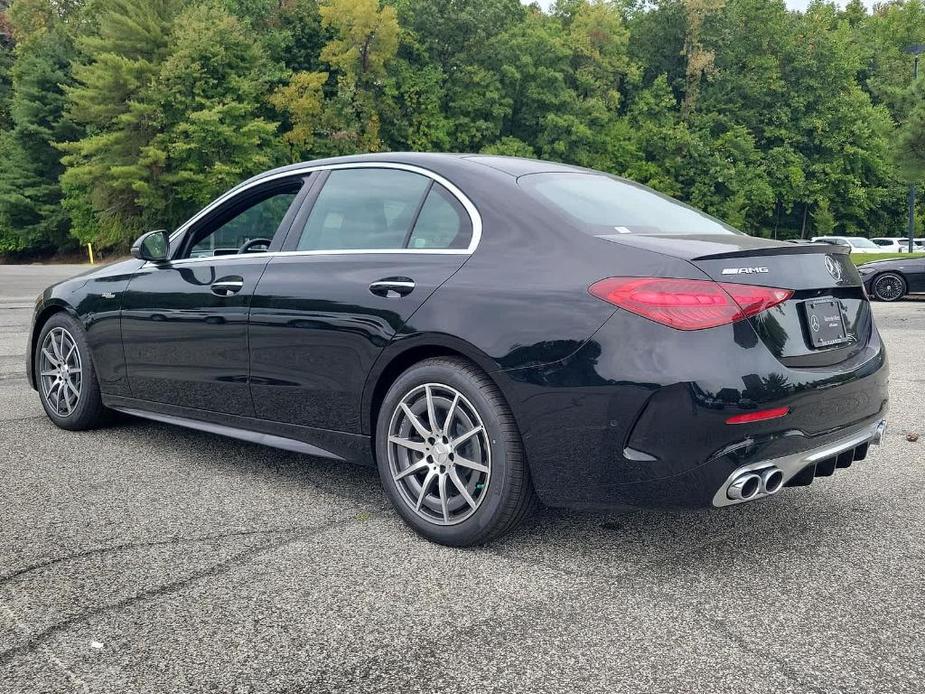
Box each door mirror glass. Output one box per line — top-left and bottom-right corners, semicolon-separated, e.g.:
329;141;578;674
132;229;169;262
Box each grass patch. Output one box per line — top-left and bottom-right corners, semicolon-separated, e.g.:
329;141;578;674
851;252;925;265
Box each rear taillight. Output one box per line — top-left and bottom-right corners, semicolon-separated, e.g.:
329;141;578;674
588;277;793;331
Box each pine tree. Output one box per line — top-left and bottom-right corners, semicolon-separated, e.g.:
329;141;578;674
0;4;78;254
58;0;180;247
0;1;14;132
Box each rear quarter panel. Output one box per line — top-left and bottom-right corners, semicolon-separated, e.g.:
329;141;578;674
393;164;710;372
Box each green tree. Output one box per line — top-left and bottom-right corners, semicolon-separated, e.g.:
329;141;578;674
811;198;836;235
0;0;78;254
0;1;14;132
0;0;921;256
859;0;925;121
381;55;451;151
487;12;574;151
138;2;283;227
269;70;328;156
568;1;636;109
58;0;181;247
896;80;925;181
394;0;523;73
393;0;523;152
272;0;399;157
481;136;535;157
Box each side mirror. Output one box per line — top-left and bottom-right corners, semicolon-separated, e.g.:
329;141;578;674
131;230;169;262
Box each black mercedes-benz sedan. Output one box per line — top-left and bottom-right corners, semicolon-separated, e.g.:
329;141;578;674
857;254;925;301
28;154;889;545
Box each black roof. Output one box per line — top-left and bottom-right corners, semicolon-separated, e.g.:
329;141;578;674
238;152;584;193
460;155;581;176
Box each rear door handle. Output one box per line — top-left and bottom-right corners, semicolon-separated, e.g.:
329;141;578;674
369;277;415;298
211;276;244;297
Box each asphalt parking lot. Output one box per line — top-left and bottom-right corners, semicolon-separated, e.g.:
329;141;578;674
1;264;923;694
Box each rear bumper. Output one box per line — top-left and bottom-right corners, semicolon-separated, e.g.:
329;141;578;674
711;416;886;507
498;309;889;510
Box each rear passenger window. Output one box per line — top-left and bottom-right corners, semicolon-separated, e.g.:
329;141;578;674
296;168;430;251
408;185;472;250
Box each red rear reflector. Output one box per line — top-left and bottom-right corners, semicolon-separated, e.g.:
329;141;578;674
725;407;791;425
588;277;793;330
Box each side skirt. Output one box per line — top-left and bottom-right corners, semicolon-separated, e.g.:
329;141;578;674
103;395;375;465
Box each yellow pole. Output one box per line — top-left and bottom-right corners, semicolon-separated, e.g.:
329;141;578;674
87;243;95;265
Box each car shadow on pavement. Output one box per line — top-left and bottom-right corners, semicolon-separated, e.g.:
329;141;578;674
115;413;878;575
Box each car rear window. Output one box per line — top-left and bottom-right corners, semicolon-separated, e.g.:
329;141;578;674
518;172;743;236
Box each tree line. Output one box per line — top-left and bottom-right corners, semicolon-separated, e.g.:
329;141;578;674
0;0;923;257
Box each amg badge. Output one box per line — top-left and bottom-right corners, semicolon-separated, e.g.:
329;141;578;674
721;267;770;275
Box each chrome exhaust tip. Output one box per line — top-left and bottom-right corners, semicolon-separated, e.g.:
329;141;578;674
726;473;762;501
759;467;784;495
871;420;887;446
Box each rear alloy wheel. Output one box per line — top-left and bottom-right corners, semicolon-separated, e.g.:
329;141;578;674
35;312;108;430
872;272;906;302
376;358;536;546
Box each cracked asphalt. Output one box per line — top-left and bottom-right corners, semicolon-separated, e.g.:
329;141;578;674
1;263;923;694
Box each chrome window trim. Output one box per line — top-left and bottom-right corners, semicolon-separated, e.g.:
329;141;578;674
164;162;482;264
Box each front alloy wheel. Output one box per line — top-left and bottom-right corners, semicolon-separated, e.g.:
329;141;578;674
388;383;492;526
39;327;83;417
35;312;108;430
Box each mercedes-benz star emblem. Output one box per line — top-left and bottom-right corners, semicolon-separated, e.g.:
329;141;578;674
810;315;820;332
824;255;843;283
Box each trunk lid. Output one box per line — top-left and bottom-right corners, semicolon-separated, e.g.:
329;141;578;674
603;234;871;367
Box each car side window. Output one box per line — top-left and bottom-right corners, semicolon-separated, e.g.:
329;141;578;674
407;184;472;250
186;183;302;259
295;169;431;251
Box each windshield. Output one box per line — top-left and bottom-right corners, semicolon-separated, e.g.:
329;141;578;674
518;172;743;236
847;238;879;249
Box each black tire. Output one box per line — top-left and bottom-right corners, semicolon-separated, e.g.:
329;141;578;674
375;357;536;546
871;272;907;302
34;312;108;431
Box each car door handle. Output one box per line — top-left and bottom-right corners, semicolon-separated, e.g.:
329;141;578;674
369;277;415;297
211;276;244;297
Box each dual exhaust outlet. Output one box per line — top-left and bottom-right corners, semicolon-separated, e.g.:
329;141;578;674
727;467;784;502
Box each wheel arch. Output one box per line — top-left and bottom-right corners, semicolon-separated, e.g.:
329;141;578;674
363;335;509;441
28;301;80;390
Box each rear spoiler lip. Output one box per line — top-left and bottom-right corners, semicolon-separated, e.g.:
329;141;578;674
692;245;851;261
593;233;851;262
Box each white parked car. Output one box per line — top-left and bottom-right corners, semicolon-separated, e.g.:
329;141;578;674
871;238;905;252
811;236;894;254
871;237;925;253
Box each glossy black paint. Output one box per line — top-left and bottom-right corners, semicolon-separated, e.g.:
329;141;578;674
248;253;468;432
858;255;925;296
121;255;271;415
28;153;889;509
